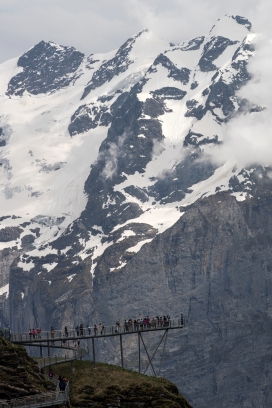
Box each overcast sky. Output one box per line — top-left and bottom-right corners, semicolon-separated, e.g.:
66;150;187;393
0;0;271;63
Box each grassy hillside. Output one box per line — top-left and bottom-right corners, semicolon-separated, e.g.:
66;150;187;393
57;360;193;407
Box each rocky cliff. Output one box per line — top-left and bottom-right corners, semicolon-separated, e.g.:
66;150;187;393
0;337;54;400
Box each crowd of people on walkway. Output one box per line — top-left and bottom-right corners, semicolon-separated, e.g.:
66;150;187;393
70;314;184;336
28;327;42;339
26;314;184;340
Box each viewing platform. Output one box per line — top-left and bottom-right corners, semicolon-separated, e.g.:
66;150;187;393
9;318;185;343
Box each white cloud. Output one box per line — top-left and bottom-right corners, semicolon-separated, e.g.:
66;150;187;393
211;34;272;168
0;0;270;63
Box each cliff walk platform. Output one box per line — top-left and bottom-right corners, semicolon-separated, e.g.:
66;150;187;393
10;318;185;343
8;318;185;377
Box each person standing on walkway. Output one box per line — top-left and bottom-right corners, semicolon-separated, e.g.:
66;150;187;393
50;326;55;345
115;321;120;333
87;325;91;335
94;325;98;335
36;328;41;338
80;323;84;336
48;368;54;380
64;326;68;337
99;323;104;335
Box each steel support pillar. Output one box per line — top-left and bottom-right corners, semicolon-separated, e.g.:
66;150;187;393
138;332;141;373
92;337;96;368
120;335;124;368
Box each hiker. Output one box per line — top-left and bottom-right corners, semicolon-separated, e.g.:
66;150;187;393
180;313;184;326
87;325;91;335
36;328;41;338
50;326;55;345
64;326;68;337
115;321;120;333
99;323;104;335
124;320;129;332
75;325;79;336
29;329;32;340
59;377;67;392
80;323;84;336
48;368;54;380
31;328;36;339
94;325;98;335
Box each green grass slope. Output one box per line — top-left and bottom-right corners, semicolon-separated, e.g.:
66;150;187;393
57;360;193;407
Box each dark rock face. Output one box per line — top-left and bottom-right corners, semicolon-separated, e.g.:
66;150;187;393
80;82;164;233
168;37;205;53
151;87;187;101
7;41;84;96
148;149;217;204
0;227;23;242
88;190;272;408
184;131;220;147
232;15;252;30
199;36;239;72
8;190;272;407
68;104;112;136
81;30;148;100
185;39;254;131
150;54;190;85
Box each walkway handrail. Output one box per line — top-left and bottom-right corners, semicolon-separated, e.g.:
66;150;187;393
35;345;89;369
10;318;185;343
0;382;69;408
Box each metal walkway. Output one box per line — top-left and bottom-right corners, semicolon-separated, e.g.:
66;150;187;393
34;344;89;369
9;319;185;377
10;318;184;343
0;382;70;408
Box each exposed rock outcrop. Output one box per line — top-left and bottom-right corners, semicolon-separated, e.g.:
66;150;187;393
0;337;54;400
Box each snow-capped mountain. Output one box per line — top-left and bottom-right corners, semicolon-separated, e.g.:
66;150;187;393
0;15;254;274
1;14;272;407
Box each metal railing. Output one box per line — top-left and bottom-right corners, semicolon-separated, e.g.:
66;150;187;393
0;382;69;408
0;328;11;341
10;318;185;342
35;345;88;369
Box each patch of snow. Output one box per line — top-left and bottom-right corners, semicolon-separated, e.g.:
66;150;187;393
0;283;9;298
110;261;127;272
116;230;136;243
42;262;58;272
67;274;76;282
61;246;72;254
126;239;154;253
17;260;35;271
231;192;248;201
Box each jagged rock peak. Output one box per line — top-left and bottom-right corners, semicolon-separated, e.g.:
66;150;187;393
6;40;85;96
